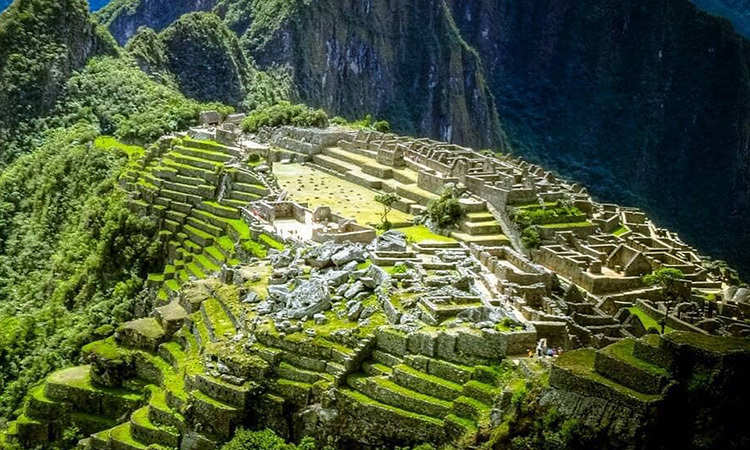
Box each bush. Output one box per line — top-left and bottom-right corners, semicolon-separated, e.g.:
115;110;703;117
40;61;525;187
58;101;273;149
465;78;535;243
426;184;466;229
241;101;328;133
373;120;391;132
522;227;541;249
220;428;329;450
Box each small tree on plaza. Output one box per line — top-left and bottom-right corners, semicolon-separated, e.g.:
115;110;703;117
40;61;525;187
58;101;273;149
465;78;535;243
375;192;400;230
643;268;685;334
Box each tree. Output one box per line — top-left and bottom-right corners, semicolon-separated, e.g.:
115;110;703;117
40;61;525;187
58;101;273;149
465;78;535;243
375;192;400;230
643;268;685;333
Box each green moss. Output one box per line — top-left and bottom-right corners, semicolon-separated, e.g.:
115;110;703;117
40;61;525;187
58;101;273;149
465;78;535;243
555;349;661;402
664;331;750;355
202;298;237;338
110;423;146;449
83;337;132;362
339;388;443;425
538;221;593;229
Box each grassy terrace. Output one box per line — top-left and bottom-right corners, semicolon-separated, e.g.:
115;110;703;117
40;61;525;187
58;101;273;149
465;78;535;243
628;307;675;333
538;221;594;228
555;349;661;402
600;339;669;377
275;163;412;226
664;331;750;354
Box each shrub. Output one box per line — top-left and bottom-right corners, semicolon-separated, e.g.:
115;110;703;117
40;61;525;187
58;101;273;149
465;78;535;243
241;101;328;133
426;184;466;229
373;120;391;132
522;227;541;249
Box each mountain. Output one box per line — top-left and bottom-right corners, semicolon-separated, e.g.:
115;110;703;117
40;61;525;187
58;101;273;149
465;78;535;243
690;0;750;38
0;0;112;12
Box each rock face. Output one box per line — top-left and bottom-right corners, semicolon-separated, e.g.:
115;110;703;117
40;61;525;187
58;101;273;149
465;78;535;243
282;278;331;319
0;0;115;164
97;0;217;45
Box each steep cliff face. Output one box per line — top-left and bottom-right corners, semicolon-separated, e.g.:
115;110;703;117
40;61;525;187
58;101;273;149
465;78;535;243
0;0;115;166
217;0;506;149
447;0;750;276
98;0;216;45
689;0;750;38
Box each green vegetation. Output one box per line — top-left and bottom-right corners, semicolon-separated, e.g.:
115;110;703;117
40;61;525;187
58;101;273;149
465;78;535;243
241;101;328;133
0;124;163;416
425;184;466;229
511;204;585;228
375;192;400;230
396;225;455;244
612;225;629;236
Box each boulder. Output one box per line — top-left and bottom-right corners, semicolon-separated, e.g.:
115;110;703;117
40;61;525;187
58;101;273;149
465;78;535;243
344;281;366;299
366;264;389;286
347;301;364;321
331;245;366;267
375;230;407;252
305;241;342;269
284;278;331;319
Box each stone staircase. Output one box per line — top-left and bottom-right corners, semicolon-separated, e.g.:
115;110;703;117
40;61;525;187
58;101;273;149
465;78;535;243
340;332;509;446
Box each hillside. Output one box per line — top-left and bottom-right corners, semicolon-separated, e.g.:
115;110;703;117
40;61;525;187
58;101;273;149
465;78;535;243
0;1;749;450
94;0;750;279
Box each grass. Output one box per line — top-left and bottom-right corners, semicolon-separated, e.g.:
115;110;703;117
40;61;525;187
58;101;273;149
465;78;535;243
628;307;675;333
664;331;750;354
396;225;455;243
259;234;285;251
601;339;668;376
538;221;594;229
339;388;443;425
613;225;629;236
274;163;412;226
555;349;661;402
95;136;145;161
202;298;237;338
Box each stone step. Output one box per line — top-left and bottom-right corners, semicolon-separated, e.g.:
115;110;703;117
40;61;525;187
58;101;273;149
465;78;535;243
201;298;237;342
186;216;223;238
313;154;358;174
396;184;438;207
462;380;499;406
147;388;186;431
343;170;383;189
162;160;218;184
220;198;250;210
323;147;375;167
194;373;254;408
174;145;233;163
184;224;214;247
160;179;213;198
226;189;262;203
275;361;334;385
108;422;148;450
160;188;202;206
189;390;240;439
460;220;502;235
363;362;393;377
271;379;313;407
203;246;227;266
193;253;221;274
167;151;223;172
130;406;180;448
391;364;463;402
362;162;393;179
372;349;403;368
232;182;268;196
449;232;510;247
347;375;453;419
337;388;444;441
452;395;491;422
116;318;166;352
182;138;242;157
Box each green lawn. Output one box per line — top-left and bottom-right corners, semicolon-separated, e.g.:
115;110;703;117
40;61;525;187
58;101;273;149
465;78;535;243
274;163;412;226
628;307;674;333
396;225;455;243
95;136;145;161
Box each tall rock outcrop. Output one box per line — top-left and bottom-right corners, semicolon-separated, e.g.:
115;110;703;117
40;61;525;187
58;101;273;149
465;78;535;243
0;0;115;166
97;0;216;45
447;0;750;276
